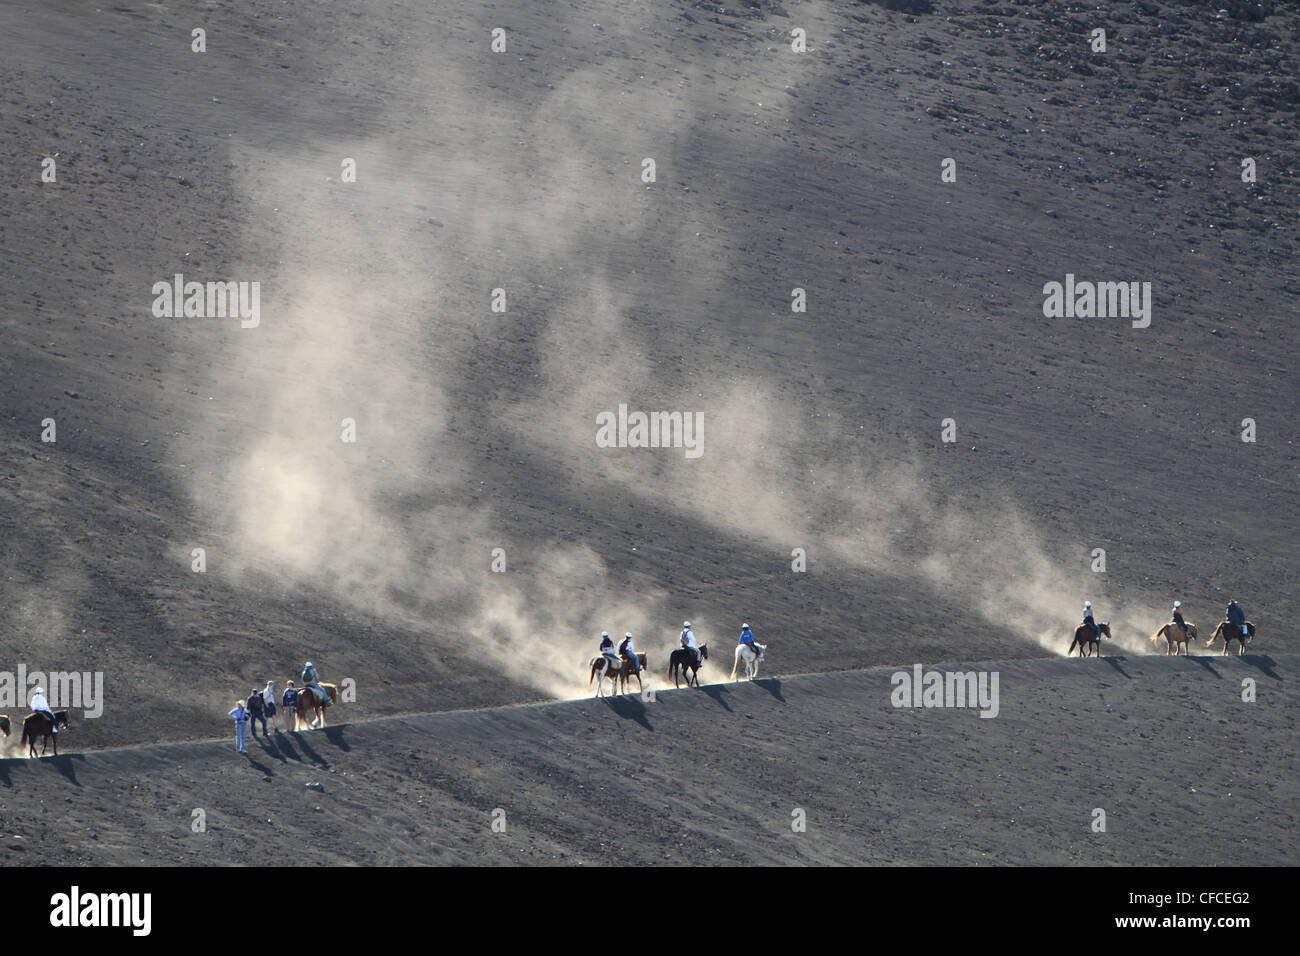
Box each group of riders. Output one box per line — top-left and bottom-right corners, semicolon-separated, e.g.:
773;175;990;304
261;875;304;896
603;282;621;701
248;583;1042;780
596;621;761;676
1074;598;1253;653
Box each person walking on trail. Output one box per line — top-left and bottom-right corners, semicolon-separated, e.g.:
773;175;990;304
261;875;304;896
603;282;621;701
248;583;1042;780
229;700;249;754
263;680;280;733
246;687;267;737
282;681;300;732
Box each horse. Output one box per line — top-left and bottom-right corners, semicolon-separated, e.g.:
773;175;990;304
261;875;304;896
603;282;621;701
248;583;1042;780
1205;620;1254;656
1150;621;1197;656
20;710;70;757
668;644;708;687
1067;622;1111;657
618;653;647;694
0;715;9;737
588;655;623;697
294;682;337;730
730;642;766;681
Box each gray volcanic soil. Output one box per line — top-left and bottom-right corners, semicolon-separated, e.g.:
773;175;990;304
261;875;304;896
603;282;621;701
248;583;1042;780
0;0;1296;863
0;655;1294;866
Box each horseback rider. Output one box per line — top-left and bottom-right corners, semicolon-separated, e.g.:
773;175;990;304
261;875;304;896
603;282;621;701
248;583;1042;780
619;633;641;675
1082;601;1100;640
1226;599;1248;639
30;686;57;733
680;621;700;666
599;631;620;673
1172;601;1189;640
738;622;759;656
301;661;329;707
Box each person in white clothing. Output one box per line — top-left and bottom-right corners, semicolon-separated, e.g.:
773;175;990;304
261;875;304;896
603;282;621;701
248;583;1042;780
263;680;280;733
680;621;700;666
619;633;641;675
30;687;57;733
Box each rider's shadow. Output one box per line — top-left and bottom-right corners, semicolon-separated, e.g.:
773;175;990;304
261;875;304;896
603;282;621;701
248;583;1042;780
701;684;733;713
1238;655;1282;681
1100;656;1131;679
753;678;785;703
40;753;85;786
322;725;350;751
292;733;332;769
601;695;654;731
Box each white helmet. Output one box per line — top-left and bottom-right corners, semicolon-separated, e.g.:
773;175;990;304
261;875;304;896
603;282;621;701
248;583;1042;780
683;621;691;628
34;687;44;696
625;632;633;638
601;631;609;637
1173;601;1181;608
1084;601;1092;608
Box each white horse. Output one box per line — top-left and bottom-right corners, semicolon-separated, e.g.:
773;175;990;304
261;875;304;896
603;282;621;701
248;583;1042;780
730;643;767;681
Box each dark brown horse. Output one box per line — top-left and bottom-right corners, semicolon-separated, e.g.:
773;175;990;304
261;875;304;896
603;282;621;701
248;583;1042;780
21;710;70;756
668;644;708;686
1068;622;1111;657
294;683;337;730
1205;620;1254;655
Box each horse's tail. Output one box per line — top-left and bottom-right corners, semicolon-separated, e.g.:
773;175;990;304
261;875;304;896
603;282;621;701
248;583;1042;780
19;723;29;748
1067;634;1079;655
1149;627;1163;644
588;659;598;687
729;647;740;680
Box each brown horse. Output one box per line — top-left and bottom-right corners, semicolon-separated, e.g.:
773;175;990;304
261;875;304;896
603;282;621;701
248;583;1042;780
1068;622;1111;657
617;653;647;694
1205;620;1254;655
1151;621;1197;656
21;710;70;756
294;683;337;730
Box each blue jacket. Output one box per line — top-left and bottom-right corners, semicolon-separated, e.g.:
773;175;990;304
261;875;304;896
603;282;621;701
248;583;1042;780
283;688;299;707
739;628;756;645
1227;603;1245;625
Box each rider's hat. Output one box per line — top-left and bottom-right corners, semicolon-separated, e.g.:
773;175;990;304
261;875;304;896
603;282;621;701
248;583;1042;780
1084;601;1091;607
601;631;609;637
34;687;43;695
625;632;633;638
683;621;691;627
1173;601;1181;608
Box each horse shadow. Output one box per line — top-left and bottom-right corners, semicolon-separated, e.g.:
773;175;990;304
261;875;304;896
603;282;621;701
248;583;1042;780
1186;655;1223;678
752;678;785;702
37;752;85;786
1099;655;1131;678
291;732;332;769
601;695;654;731
1233;654;1282;681
322;725;350;751
701;683;733;713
